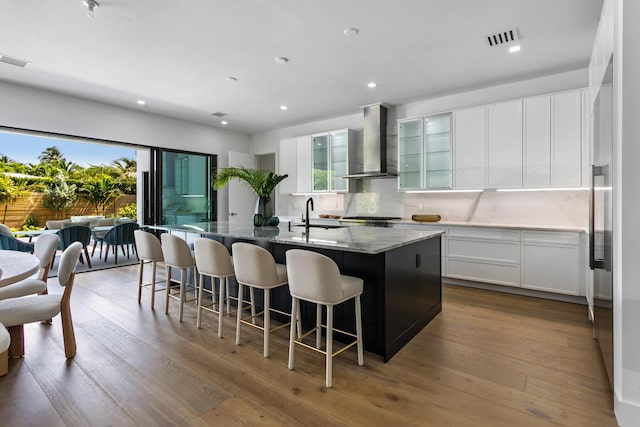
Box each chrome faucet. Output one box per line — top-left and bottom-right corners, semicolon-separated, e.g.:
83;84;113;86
305;197;314;235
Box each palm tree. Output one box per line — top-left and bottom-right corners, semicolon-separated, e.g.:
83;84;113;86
80;174;122;216
213;167;288;226
38;146;65;164
0;174;28;223
112;157;137;179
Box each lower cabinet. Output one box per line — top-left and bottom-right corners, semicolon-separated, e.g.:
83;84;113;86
393;224;586;296
521;231;581;295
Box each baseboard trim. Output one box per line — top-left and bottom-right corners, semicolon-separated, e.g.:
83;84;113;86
615;392;639;426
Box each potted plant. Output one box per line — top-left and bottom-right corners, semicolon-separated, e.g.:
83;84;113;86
212;167;288;226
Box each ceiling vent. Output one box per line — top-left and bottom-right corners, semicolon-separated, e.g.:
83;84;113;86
210;112;227;117
0;54;29;68
485;28;519;47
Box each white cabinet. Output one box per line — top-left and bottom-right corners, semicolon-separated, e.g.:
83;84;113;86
487;100;523;188
446;227;521;287
524;96;551;187
551;91;582;187
311;129;354;193
278;138;298;195
398;113;452;190
453;107;486;189
521;231;581;295
296;135;312;193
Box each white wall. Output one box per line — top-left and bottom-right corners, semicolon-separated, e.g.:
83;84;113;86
0;81;252;220
615;0;640;424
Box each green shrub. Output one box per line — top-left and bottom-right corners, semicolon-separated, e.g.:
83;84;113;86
119;202;137;219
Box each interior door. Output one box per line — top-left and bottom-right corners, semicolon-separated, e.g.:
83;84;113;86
228;151;257;225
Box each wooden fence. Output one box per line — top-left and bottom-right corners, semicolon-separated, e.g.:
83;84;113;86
1;193;137;228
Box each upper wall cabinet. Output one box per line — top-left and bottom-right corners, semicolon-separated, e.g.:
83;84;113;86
398;113;452;190
277;135;312;194
487;100;523;188
453;106;486;189
523;89;584;188
312;129;355;193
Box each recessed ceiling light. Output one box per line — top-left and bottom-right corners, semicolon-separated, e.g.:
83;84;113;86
226;76;238;81
509;45;521;53
344;28;359;37
221;121;228;125
280;105;288;110
367;82;377;88
136;100;146;105
274;57;289;64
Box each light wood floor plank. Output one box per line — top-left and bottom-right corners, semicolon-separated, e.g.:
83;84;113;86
0;264;617;426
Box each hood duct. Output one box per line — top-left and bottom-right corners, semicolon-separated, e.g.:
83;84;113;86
343;103;397;179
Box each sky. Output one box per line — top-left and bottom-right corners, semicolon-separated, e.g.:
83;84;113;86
0;131;137;167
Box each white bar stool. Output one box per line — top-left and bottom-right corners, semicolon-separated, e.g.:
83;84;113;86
285;249;364;388
193;238;235;337
232;242;289;358
161;233;197;322
134;230;166;309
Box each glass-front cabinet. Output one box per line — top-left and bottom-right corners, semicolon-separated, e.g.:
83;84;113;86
312;129;354;193
398;113;452;190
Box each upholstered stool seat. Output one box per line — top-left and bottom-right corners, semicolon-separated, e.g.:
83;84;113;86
161;233;197;322
285;249;364;388
134;230;166;309
193;238;235;337
232;242;290;358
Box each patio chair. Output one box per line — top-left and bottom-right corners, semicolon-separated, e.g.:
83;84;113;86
0;224;13;236
55;225;93;268
0;233;34;253
102;222;139;264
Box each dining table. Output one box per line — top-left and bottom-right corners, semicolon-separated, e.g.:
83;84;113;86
0;250;40;287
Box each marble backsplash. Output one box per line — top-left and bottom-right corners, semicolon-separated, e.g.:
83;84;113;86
278;178;589;229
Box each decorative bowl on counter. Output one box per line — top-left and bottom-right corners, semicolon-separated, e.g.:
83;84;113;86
318;214;341;219
411;214;442;223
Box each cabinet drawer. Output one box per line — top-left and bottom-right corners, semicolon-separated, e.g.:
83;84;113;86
447;238;520;263
521;243;580;295
522;231;580;245
447;258;520;287
447;227;519;241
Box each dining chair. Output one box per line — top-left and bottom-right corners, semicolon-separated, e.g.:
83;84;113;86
55;225;92;268
232;242;289;358
0;242;82;359
91;218;116;257
193;237;235;337
0;322;9;376
102;222;139;264
161;233;197;322
0;234;59;300
285;249;364;388
134;230;165;309
0;223;13;236
0;233;34;253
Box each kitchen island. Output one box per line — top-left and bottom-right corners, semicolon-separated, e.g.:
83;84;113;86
155;222;443;362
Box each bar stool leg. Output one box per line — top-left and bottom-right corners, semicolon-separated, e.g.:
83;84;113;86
249;287;256;325
236;283;244;345
355;295;364;366
316;304;322;349
138;260;144;304
326;304;333;388
179;269;185;322
288;297;298;370
165;266;171;314
263;289;270;357
218;278;225;338
150;261;157;310
196;273;205;328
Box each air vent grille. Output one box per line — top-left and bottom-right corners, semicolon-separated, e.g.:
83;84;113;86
0;54;29;68
211;112;227;117
485;28;519;47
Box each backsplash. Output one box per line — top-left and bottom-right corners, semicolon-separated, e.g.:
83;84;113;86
279;178;588;229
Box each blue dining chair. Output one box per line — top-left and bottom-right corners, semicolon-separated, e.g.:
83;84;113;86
102;222;140;264
56;225;93;268
0;233;34;253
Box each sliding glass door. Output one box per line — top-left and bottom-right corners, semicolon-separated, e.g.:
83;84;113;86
148;148;217;225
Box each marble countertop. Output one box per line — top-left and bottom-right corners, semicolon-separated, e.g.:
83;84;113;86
150;222;443;254
389;219;587;233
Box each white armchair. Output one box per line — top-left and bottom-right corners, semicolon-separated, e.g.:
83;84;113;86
0;242;82;360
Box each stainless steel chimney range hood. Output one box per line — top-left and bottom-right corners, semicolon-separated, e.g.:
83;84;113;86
343;103;397;179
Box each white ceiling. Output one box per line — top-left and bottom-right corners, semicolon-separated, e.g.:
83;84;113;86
0;0;603;134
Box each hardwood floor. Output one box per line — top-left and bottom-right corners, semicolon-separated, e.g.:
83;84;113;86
0;264;617;426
